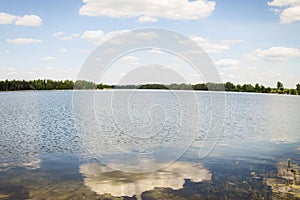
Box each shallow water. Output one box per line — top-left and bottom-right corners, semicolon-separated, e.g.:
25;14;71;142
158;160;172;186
0;90;299;199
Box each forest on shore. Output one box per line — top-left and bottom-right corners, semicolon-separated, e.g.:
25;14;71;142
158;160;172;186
0;79;300;95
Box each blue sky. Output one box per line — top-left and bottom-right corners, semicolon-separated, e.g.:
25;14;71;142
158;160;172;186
0;0;300;87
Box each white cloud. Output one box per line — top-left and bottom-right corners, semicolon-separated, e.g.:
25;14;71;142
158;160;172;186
79;0;216;23
119;56;140;66
7;71;17;76
120;55;139;62
268;0;300;24
0;65;79;81
81;29;159;46
137;16;158;23
0;66;17;77
215;59;239;67
81;30;104;43
247;47;300;61
1;66;15;71
190;35;243;53
0;66;17;79
0;12;17;24
135;31;158;40
80;49;91;54
42;56;55;61
268;0;300;7
53;31;80;40
59;48;68;53
15;15;42;27
81;29;130;45
147;48;165;55
7;38;42;45
0;12;42;26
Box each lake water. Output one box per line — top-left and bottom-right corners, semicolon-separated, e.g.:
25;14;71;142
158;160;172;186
0;90;300;199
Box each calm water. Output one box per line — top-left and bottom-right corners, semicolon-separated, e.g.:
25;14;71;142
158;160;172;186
0;90;300;199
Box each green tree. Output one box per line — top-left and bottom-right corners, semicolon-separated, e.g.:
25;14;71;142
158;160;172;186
277;81;284;90
241;84;254;92
206;82;224;91
45;79;54;90
97;83;109;89
192;83;208;90
74;80;96;89
290;89;297;95
225;82;236;91
254;83;261;92
236;84;242;92
139;84;169;90
296;83;300;94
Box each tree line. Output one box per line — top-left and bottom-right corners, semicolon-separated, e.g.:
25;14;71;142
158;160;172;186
124;81;300;95
0;79;111;91
0;79;300;95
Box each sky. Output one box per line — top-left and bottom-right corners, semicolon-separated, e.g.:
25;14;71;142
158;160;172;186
0;0;300;87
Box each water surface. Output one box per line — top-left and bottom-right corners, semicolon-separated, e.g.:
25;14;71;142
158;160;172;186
0;90;299;199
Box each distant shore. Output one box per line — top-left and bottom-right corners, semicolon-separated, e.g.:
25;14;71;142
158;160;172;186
0;79;299;95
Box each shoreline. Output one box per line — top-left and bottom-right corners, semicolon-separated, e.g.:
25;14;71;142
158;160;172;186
0;88;299;97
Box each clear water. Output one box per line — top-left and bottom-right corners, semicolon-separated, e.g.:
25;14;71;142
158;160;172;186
0;90;300;199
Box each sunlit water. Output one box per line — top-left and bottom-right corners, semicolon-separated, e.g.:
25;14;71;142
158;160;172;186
0;90;300;199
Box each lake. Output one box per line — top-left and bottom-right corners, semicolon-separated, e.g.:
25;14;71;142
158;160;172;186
0;90;300;199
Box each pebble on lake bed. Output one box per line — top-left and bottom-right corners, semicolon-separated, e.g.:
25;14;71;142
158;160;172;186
265;160;300;199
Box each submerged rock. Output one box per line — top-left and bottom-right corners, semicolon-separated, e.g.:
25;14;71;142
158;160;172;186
265;160;300;199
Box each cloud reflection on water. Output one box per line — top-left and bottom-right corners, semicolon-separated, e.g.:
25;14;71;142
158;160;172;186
80;161;211;199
